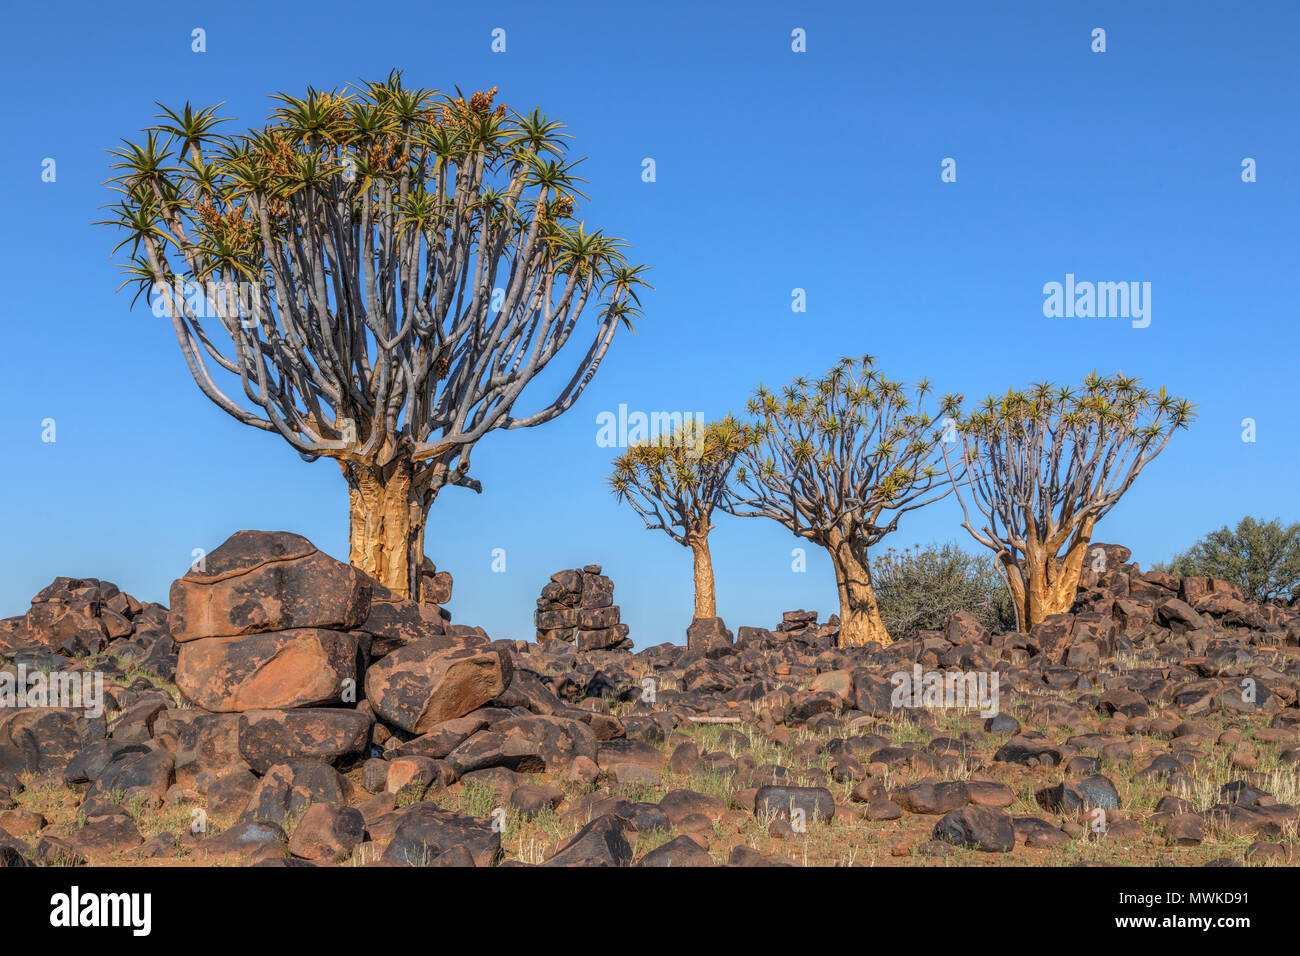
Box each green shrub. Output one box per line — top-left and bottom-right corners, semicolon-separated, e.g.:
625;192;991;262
1152;516;1300;604
872;542;1018;641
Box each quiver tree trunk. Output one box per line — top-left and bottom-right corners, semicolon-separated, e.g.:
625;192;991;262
1009;521;1095;630
828;531;891;646
344;460;435;600
688;533;717;619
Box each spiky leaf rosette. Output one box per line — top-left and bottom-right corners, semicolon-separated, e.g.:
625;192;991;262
609;416;754;544
729;355;958;546
943;371;1196;566
101;71;651;495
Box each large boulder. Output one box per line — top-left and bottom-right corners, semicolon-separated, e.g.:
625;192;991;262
637;834;715;867
85;749;175;808
22;601;106;656
365;637;514;734
287;803;366;863
169;531;371;642
176;628;363;712
169;713;250;783
236;709;373;773
543;814;632;867
10;577;136;655
686;617;734;658
445;714;596;776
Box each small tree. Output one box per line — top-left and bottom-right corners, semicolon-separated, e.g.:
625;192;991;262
102;74;648;599
728;356;954;646
609;417;751;620
872;542;1018;642
943;373;1194;630
1155;516;1300;604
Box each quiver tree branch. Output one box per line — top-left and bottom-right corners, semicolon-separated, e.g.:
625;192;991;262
102;74;650;599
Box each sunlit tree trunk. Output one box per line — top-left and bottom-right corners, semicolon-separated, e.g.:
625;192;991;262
828;531;891;646
689;534;717;619
1015;519;1095;630
996;554;1025;632
344;460;434;600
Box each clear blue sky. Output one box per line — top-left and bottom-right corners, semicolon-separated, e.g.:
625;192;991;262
1;1;1296;647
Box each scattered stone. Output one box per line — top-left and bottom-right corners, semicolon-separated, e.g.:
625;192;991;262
934;807;1016;852
382;804;501;866
637;834;715;866
6;530;1300;871
544;814;632;867
287;803;365;863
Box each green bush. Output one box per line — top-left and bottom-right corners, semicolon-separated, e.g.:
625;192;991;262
872;542;1018;641
1152;516;1300;604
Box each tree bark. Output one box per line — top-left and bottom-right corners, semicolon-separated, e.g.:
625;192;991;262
828;531;891;646
343;460;435;600
996;554;1025;632
689;534;717;619
1015;522;1095;630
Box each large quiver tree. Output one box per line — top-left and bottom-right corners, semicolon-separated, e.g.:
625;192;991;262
103;74;649;599
729;356;955;646
943;374;1194;630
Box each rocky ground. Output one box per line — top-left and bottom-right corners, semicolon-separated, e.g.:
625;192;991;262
1;532;1298;868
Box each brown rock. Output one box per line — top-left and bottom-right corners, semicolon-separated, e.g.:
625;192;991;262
172;713;251;784
966;781;1016;808
1164;813;1204;846
205;769;259;817
176;628;362;712
897;780;970;815
385;756;443;797
360;584;447;658
169;530;371;641
241;761;349;828
365;637;513;734
237;708;372;773
287;803;365;863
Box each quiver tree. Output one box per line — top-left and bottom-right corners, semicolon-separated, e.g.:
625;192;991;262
941;373;1195;631
102;73;649;599
729;356;956;646
609;417;752;620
